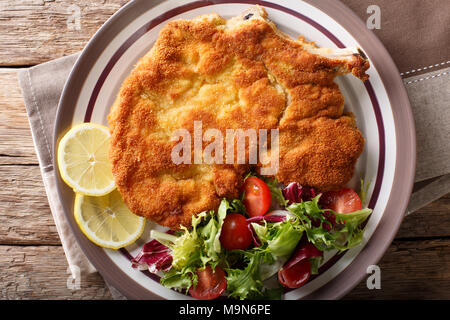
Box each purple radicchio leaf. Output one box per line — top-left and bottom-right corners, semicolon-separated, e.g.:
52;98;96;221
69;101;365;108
248;223;261;247
282;182;317;204
283;239;323;270
131;239;172;273
246;215;287;224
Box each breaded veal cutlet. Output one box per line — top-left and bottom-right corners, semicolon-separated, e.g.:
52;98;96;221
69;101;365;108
108;6;369;229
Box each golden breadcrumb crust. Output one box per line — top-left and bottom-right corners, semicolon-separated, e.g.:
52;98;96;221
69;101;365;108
108;7;368;229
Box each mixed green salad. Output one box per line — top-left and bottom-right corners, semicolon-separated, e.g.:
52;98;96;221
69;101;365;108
131;175;372;300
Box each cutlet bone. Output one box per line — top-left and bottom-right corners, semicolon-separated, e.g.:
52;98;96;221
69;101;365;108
235;5;369;81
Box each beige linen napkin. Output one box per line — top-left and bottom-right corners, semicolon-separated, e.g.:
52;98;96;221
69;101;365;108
17;0;449;298
18;53;127;299
17;53;96;275
341;0;450;214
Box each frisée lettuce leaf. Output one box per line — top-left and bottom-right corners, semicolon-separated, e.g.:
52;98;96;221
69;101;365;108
225;249;284;300
225;218;304;299
150;199;231;291
225;250;265;299
262;177;288;207
287;195;372;252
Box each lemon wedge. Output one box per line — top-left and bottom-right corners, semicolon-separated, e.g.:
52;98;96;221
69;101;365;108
74;189;146;249
57;123;115;196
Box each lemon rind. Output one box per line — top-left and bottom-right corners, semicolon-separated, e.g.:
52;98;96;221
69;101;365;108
73;193;146;249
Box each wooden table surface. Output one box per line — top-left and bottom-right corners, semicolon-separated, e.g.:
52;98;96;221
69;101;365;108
1;0;449;300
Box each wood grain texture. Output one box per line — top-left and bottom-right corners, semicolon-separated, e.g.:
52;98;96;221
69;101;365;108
0;0;128;66
0;165;59;245
397;193;450;239
1;240;449;300
0;69;37;164
0;245;112;299
345;239;450;299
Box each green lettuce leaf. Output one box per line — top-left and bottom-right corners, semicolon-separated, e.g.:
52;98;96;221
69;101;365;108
287;195;372;252
266;221;302;259
229;198;247;216
358;177;371;208
152;199;233;291
151;210;207;269
333;208;372;250
251;221;268;244
309;256;323;275
230;219;303;291
262;177;288;207
159;265;197;292
225;246;290;300
200;200;228;267
225;250;265;300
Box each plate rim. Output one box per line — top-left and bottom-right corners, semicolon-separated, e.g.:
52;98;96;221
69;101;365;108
53;0;416;300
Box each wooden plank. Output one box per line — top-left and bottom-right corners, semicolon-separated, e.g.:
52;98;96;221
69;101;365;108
396;192;450;239
1;239;449;299
0;245;112;299
0;165;59;245
0;0;128;66
345;239;450;299
0;68;37;164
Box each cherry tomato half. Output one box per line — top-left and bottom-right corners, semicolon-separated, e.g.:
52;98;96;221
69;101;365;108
189;266;227;300
278;258;311;289
320;188;362;214
242;177;271;217
219;213;253;251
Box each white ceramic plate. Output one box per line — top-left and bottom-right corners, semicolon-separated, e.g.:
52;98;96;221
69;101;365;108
54;0;415;299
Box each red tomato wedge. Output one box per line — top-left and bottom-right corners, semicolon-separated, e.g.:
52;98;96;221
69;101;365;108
278;259;311;289
219;213;253;251
278;242;322;289
242;177;271;217
189;266;227;300
320;188;362;214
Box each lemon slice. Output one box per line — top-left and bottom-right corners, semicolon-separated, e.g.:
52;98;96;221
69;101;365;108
74;189;146;249
57;123;115;196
